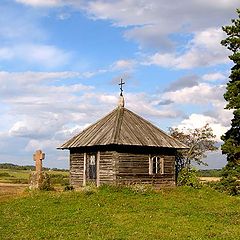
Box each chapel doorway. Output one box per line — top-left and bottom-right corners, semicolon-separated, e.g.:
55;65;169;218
86;154;97;184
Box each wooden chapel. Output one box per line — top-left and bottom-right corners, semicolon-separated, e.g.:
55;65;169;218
58;82;187;188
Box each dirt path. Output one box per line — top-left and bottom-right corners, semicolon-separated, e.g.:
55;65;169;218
0;182;28;201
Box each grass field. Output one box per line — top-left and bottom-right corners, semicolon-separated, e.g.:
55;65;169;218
0;186;240;240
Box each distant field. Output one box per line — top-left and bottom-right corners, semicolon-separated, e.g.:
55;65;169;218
0;168;69;186
0;186;239;240
199;177;221;183
0;169;31;184
196;169;222;177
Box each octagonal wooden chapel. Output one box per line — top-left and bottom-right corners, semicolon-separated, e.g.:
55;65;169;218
58;87;187;189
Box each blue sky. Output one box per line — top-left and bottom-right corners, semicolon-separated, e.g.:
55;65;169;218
0;0;239;169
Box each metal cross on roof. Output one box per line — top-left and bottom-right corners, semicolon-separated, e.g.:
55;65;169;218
119;78;125;96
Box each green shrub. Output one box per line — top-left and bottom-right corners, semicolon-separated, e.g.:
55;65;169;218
178;168;201;188
129;184;154;194
39;173;54;191
82;183;98;195
49;173;69;186
64;184;74;191
213;177;240;196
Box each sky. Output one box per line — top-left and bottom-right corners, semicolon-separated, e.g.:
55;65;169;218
0;0;238;169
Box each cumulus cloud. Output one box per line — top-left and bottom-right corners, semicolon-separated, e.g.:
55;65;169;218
0;3;45;41
84;0;239;52
164;75;199;92
15;0;64;7
86;0;239;28
124;25;175;51
11;0;237;71
0;44;72;68
126;93;184;119
112;59;136;71
202;72;226;82
176;113;228;142
0;70;104;167
161;81;232;126
162;83;225;105
15;0;239;55
0;4;73;69
147;28;229;69
160;79;233;141
0;71;95;131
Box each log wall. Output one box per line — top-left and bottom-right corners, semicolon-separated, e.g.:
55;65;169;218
99;151;116;184
70;152;84;187
115;152;176;188
69;149;176;188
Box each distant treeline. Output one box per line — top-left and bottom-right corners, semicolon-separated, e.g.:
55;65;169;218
197;169;222;177
0;163;68;172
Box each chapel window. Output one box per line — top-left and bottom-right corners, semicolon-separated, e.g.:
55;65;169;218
149;156;164;174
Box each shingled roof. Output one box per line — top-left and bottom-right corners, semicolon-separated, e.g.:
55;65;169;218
59;105;187;149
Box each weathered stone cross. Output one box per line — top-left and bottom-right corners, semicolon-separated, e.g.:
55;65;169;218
33;150;45;173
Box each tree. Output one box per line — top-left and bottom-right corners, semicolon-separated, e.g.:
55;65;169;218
169;124;217;173
220;9;240;195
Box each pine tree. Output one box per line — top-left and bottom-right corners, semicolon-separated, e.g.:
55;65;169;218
220;9;240;195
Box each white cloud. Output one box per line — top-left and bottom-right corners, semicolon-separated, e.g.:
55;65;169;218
112;59;136;70
162;83;225;105
16;0;64;7
25;139;61;152
176;113;228;141
0;70;101;167
202;72;226;81
126;93;183;119
0;4;46;42
11;1;238;71
124;25;175;50
160;80;233;141
0;44;72;68
84;0;239;50
0;71;81;83
15;0;239;53
147;28;229;69
57;12;71;20
0;48;14;60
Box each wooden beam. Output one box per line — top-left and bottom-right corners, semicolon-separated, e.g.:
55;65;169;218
148;154;152;175
97;151;100;187
83;152;86;186
161;157;164;174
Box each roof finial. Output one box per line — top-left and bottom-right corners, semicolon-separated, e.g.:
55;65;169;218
118;78;125;107
119;78;125;96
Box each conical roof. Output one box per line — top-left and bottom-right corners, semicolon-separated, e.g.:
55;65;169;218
59;106;187;149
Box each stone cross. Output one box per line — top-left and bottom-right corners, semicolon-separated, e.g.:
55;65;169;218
33;150;45;173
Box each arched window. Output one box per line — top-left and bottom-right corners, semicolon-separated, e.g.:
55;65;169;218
149;156;164;175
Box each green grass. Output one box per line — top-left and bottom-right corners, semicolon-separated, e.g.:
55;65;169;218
0;186;240;240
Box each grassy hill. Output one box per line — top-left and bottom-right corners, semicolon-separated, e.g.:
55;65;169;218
0;186;239;240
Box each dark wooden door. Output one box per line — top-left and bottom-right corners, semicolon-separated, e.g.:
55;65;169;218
87;154;97;183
